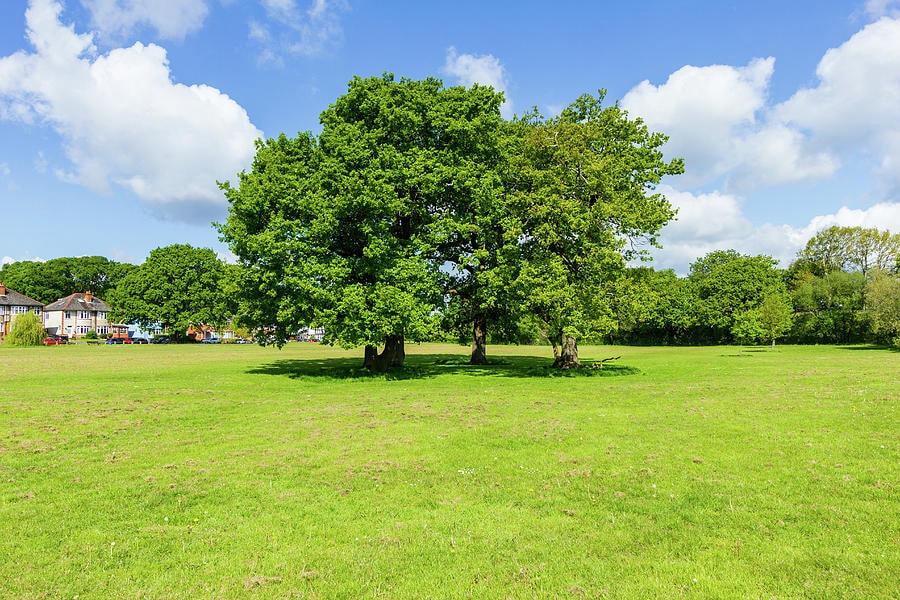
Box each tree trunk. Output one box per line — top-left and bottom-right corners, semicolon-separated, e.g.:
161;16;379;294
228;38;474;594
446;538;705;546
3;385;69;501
363;344;378;369
369;334;405;372
470;316;487;365
552;334;580;369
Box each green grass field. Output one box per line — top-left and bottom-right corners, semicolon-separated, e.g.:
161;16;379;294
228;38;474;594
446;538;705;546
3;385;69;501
1;342;897;598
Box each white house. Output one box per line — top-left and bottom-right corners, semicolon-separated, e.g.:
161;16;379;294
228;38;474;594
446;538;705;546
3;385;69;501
0;283;43;339
43;291;111;339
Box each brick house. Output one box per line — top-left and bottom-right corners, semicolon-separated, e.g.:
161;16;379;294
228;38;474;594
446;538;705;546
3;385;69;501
0;283;43;339
43;291;111;339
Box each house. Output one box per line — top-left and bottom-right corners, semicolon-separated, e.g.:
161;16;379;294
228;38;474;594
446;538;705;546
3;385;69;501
0;283;43;339
43;291;111;339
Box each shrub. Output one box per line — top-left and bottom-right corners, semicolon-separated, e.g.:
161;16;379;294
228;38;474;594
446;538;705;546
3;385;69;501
7;313;46;346
85;330;99;340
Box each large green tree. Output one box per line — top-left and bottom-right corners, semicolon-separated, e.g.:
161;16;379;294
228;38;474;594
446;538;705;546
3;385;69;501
509;93;683;367
107;244;228;340
220;75;507;370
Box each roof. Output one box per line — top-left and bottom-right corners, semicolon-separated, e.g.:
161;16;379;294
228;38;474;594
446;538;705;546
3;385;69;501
43;292;111;313
0;285;43;308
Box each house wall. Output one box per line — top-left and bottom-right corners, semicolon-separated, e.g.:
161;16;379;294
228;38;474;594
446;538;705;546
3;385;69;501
43;309;110;338
0;305;42;337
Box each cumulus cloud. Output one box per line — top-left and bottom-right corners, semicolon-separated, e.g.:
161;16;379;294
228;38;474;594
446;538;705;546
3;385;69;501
622;59;774;185
252;0;348;63
652;184;900;273
444;47;513;118
81;0;209;41
0;0;262;223
864;0;900;18
776;16;900;189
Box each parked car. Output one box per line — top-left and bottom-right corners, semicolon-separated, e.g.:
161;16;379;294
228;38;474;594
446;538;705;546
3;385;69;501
43;335;68;345
201;336;220;344
235;337;253;344
150;336;169;344
106;337;124;344
131;337;149;344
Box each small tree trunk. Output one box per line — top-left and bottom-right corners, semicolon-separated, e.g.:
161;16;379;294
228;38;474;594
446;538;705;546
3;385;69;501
552;334;580;369
363;344;378;369
470;316;488;365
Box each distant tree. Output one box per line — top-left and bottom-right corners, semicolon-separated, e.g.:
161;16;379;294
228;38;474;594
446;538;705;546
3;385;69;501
0;256;135;304
108;245;227;340
866;273;900;347
789;270;867;343
690;251;786;342
6;313;45;346
509;92;683;367
794;226;900;277
731;308;765;356
758;293;793;349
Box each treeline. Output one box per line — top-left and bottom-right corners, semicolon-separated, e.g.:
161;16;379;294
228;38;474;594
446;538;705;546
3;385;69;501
609;226;900;347
3;225;899;350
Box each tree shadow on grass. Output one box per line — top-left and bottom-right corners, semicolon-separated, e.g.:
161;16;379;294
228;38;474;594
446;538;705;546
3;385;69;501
247;353;642;381
837;344;894;351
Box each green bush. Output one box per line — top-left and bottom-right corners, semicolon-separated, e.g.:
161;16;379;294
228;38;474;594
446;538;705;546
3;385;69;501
84;330;99;340
6;313;45;346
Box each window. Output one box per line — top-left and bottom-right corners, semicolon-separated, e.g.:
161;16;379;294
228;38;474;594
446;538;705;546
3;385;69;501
32;308;41;315
65;311;73;319
79;311;91;320
13;306;27;314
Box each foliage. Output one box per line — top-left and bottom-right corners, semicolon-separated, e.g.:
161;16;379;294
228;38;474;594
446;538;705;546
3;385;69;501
866;273;900;346
84;329;99;340
0;256;135;304
508;92;683;365
690;251;786;341
730;308;765;353
221;75;513;369
789;270;868;343
108;244;227;340
793;225;900;276
757;292;793;348
5;312;45;346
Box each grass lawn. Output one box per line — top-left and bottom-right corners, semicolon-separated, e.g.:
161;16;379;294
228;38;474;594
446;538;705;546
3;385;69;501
1;342;897;598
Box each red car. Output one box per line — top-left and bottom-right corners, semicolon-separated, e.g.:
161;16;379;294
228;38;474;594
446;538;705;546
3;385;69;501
43;335;68;345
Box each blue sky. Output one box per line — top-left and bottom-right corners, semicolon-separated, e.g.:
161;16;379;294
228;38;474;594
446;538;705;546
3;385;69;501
2;0;900;273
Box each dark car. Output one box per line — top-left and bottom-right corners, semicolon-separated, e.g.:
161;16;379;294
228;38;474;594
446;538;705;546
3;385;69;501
106;337;124;344
150;336;170;344
131;337;149;344
43;335;68;345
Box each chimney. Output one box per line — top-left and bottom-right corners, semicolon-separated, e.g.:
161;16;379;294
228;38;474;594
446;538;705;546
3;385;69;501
0;283;6;295
85;291;94;303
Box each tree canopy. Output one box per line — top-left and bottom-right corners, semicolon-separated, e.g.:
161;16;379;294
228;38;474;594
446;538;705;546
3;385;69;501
0;256;134;304
220;77;683;369
107;244;227;340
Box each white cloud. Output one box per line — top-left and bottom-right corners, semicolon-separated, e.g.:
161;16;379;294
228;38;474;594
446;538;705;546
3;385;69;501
776;17;900;189
864;0;900;18
622;59;775;186
0;0;262;222
81;0;209;41
444;47;513;118
2;256;15;266
253;0;347;62
652;184;900;273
